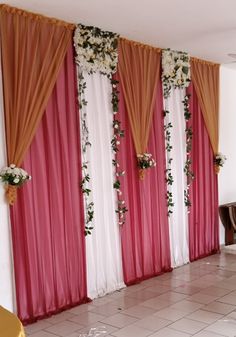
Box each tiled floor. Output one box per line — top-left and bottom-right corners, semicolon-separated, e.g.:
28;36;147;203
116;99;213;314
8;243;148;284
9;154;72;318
25;252;236;337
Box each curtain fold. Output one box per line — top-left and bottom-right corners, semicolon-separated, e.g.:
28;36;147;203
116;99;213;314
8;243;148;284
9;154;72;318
82;72;125;298
187;83;219;261
0;43;15;311
118;77;172;284
0;4;74;166
10;43;88;324
191;58;220;155
164;88;189;267
118;38;161;155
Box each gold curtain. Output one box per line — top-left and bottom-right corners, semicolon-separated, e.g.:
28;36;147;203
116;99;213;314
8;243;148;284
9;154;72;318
118;38;161;155
191;58;220;155
0;4;75;166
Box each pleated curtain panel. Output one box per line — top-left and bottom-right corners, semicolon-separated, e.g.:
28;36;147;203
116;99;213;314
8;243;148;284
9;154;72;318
187;83;219;260
82;72;125;298
191;59;220;156
0;4;74;201
118;38;161;174
117;74;172;284
10;43;89;324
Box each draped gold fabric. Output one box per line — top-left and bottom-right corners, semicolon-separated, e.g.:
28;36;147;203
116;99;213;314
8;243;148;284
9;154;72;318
118;38;161;155
191;58;220;155
0;306;25;337
0;4;75;166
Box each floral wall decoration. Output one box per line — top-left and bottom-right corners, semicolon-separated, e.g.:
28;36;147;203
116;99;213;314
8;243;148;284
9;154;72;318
162;49;191;99
162;49;192;215
0;164;31;205
74;24;127;232
74;24;119;75
214;152;227;174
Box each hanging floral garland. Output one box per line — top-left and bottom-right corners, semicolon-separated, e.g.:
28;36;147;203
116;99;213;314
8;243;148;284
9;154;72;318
76;71;94;235
74;24;127;231
111;79;128;225
162;49;192;215
182;94;194;211
163;109;174;215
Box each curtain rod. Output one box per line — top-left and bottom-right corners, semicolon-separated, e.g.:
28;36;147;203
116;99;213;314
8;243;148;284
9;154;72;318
0;3;219;66
0;4;76;30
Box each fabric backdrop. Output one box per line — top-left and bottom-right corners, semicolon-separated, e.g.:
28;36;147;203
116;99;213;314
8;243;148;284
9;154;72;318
187;83;219;260
164;88;189;267
10;44;88;324
117;77;172;284
82;72;125;298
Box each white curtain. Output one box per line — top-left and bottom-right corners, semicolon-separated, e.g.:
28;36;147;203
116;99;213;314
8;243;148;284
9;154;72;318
82;72;125;298
164;87;189;267
0;47;15;311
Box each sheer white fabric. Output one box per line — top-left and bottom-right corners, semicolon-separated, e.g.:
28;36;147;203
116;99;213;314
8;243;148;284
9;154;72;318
82;72;125;298
0;48;15;311
164;87;189;267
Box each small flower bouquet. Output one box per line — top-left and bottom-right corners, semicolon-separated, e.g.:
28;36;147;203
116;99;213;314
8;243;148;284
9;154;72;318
0;164;31;205
137;153;156;179
214;153;226;173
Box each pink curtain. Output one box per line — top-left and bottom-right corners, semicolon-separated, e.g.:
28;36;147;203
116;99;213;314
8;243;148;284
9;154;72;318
117;77;172;285
187;83;219;261
10;43;88;324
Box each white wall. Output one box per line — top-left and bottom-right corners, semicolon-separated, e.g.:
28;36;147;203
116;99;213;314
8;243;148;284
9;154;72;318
219;65;236;244
0;54;15;312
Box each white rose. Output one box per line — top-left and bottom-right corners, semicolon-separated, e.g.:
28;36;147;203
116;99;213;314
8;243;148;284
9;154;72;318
13;168;21;175
13;178;20;184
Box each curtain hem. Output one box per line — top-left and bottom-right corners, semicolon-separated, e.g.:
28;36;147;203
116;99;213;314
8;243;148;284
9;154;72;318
22;297;91;326
124;267;173;286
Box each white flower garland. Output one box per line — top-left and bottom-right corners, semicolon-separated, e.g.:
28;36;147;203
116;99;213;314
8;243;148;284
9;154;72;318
74;24;127;232
162;49;192;215
74;24;119;75
162;49;191;99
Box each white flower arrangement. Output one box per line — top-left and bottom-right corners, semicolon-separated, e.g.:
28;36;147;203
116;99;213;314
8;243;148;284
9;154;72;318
0;164;31;186
162;49;191;98
73;24;119;75
137;153;156;169
214;153;227;167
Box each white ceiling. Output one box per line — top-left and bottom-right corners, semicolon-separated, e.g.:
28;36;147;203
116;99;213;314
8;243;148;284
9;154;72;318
3;0;236;64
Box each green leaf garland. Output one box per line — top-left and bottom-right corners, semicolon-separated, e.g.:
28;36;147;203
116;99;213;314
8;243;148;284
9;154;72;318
162;48;192;216
110;78;128;226
182;94;194;211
